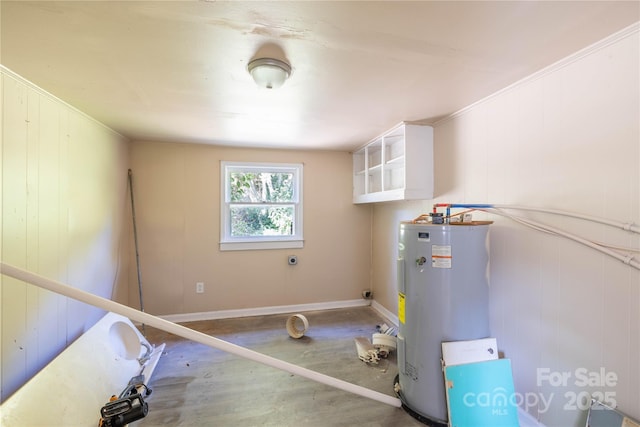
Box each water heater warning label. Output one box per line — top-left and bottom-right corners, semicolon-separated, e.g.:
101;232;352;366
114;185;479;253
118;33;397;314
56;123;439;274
432;245;452;268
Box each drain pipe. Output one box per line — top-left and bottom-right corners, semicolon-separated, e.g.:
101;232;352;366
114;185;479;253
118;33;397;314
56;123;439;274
0;262;402;408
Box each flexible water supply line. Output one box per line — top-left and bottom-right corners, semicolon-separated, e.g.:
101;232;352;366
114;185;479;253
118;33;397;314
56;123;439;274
433;203;493;221
0;262;402;408
137;341;153;366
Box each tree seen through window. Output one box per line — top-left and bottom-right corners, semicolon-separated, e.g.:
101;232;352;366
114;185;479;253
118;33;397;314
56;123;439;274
229;171;295;237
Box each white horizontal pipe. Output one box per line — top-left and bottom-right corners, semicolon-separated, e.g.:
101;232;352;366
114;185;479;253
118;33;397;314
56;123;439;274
492;204;640;234
0;262;402;408
488;209;640;270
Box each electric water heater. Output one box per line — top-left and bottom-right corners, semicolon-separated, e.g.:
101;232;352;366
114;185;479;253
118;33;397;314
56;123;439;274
396;222;491;424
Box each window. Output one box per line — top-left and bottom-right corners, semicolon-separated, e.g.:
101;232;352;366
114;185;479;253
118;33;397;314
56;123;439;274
220;161;303;251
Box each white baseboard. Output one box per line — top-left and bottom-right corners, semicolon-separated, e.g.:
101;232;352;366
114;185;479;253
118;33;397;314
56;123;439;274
159;299;371;323
370;300;399;327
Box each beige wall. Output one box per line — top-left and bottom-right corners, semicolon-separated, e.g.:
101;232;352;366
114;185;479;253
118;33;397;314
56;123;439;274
129;142;372;315
371;27;639;426
0;68;130;402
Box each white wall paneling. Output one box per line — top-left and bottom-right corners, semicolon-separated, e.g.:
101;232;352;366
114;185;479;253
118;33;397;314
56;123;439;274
0;68;130;402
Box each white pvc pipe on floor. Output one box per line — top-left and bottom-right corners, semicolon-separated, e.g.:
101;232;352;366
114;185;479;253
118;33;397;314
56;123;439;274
0;262;402;408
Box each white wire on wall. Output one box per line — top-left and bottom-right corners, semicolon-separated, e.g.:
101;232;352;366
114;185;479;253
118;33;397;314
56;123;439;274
486;208;640;271
492;204;640;234
433;204;640;271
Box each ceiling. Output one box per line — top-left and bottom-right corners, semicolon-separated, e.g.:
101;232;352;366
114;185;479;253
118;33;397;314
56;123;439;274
1;1;638;151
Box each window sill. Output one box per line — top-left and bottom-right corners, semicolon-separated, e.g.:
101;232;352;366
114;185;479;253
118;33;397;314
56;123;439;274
219;239;304;251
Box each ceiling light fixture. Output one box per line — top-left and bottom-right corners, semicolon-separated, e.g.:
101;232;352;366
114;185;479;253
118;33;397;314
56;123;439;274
247;58;291;89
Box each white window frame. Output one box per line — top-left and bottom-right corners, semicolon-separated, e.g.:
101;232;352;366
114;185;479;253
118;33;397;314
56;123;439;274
220;161;303;251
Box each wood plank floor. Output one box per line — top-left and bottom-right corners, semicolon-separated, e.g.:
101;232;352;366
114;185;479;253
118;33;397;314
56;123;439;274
136;307;428;426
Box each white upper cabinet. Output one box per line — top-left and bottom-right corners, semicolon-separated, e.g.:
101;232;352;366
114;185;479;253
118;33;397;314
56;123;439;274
353;123;433;204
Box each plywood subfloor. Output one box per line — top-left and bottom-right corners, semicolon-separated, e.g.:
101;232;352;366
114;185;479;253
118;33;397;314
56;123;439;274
136;307;427;426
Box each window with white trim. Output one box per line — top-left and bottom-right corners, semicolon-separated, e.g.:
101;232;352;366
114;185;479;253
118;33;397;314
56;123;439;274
220;161;303;251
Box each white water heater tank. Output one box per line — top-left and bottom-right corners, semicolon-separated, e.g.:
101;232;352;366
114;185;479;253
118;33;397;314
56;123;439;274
397;222;491;424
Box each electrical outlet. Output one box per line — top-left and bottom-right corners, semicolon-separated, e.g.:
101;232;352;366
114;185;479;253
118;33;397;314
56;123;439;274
196;282;204;293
